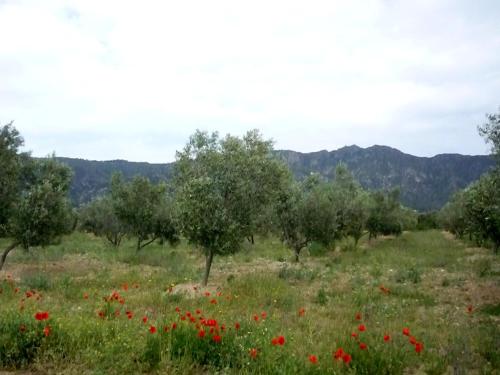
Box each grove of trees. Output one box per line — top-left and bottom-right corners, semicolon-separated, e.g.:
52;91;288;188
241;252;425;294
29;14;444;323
1;108;498;278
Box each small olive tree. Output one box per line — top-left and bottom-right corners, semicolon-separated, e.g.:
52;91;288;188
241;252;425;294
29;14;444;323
79;196;127;247
110;174;179;251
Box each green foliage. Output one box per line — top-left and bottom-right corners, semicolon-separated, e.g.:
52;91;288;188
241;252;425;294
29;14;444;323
175;129;287;284
78;196;126;247
111;174;179;250
478;106;500;162
417;211;439;230
0;122;26;236
366;189;403;239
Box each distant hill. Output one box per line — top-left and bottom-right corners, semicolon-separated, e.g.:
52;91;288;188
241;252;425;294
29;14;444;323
56;145;495;211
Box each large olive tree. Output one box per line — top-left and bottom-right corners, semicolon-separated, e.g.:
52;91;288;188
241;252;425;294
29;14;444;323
175;130;287;285
0;140;74;271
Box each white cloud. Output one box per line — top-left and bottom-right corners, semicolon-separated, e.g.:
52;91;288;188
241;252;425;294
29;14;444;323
0;0;499;161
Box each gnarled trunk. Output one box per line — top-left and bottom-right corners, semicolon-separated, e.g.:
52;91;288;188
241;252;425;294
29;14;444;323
0;242;19;271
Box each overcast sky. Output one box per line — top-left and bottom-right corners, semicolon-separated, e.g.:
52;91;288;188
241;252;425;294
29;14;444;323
1;0;499;162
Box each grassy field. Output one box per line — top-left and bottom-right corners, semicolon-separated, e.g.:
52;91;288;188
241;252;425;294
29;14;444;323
0;230;499;374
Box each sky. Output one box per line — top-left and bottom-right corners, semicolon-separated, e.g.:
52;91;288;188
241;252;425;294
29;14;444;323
1;0;499;163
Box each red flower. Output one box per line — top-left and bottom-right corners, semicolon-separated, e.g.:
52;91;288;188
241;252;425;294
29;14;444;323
163;326;169;333
196;309;201;315
122;283;128;291
355;312;362;320
34;311;49;321
359;342;367;350
26;290;34;298
379;285;390;294
83;293;89;300
217;292;222;297
142;316;148;324
149;325;157;334
467;305;473;314
198;330;206;338
271;335;285;346
98;310;105;319
415;342;424;353
253;314;259;322
204;291;211;297
175;307;181;313
114;310;120;317
249;348;258;359
212;335;222;343
342;353;352;365
210;299;217;305
126;311;133;319
43;325;51;337
171;322;177;330
358;324;366;332
409;336;417;345
298;307;305;317
261;311;267;319
384;334;391;342
351;332;358;339
402;327;410;336
334;348;344;360
309;355;318;364
234;322;240;330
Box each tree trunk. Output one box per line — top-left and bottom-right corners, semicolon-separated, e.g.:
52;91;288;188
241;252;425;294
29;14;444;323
250;234;254;245
137;238;141;251
294;247;300;262
202;249;214;286
0;242;18;271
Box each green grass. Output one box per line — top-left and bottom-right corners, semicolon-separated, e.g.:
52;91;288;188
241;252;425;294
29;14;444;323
0;230;498;374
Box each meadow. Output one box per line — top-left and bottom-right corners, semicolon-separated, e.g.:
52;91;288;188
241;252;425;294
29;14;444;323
0;230;499;374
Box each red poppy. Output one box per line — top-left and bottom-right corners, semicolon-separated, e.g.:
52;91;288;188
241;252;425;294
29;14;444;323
261;311;267;319
196;309;201;315
409;336;417;345
212;335;222;343
43;325;51;337
217;292;222;297
234;322;240;330
175;307;181;313
163;326;169;333
142;316;148;324
190;317;196;323
342;353;352;364
122;283;128;291
309;355;318;364
359;342;367;350
35;312;49;321
298;307;305;317
355;312;362;320
253;315;259;322
149;325;157;334
171;322;177;330
384;334;391;342
333;348;344;360
402;327;410;336
210;299;217;305
249;348;258;359
126;311;133;319
114;310;120;317
271;335;285;346
415;342;424;353
351;332;358;339
467;305;473;313
198;330;206;338
358;324;366;332
26;290;34;298
98;310;105;319
204;291;211;297
83;293;89;300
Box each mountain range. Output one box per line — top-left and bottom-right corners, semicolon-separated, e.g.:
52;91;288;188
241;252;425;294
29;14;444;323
56;145;495;212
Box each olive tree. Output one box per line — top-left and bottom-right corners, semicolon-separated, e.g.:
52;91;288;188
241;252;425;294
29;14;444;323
110;174;179;251
1;155;74;271
175;130;287;285
79;196;127;247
